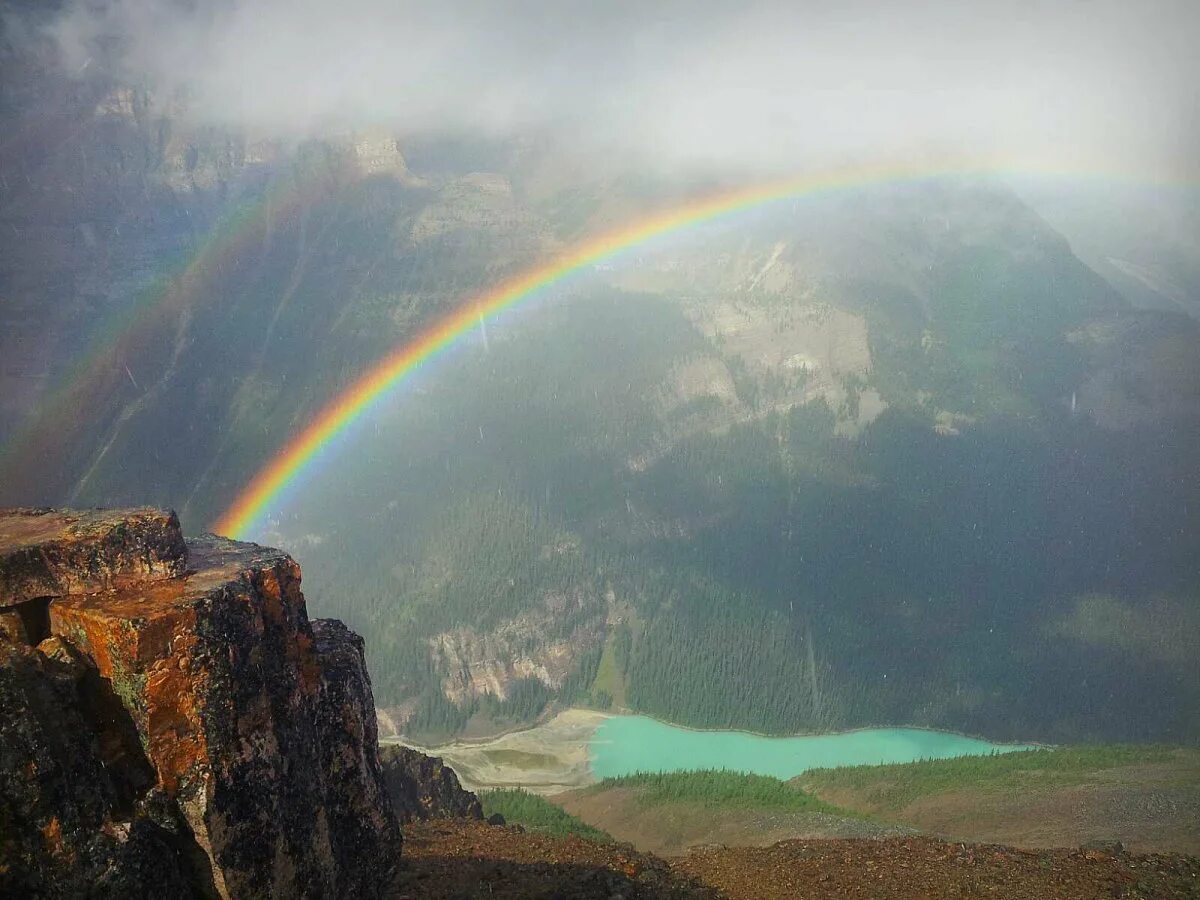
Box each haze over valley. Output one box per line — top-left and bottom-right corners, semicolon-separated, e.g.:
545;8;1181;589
1;1;1199;890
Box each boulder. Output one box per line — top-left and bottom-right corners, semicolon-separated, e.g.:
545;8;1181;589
380;744;484;823
0;507;401;897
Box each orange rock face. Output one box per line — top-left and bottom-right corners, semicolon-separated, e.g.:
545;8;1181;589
0;506;187;606
0;507;401;898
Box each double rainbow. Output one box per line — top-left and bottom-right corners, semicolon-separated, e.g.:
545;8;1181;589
210;157;1182;538
0;158;329;500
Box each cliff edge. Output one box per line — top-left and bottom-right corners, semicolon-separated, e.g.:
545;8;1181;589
380;744;484;824
0;507;401;897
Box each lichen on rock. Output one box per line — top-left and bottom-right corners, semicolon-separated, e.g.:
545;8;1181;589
0;507;401;897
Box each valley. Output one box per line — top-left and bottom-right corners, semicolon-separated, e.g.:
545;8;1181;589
400;714;1199;858
390;708;1029;794
4;141;1197;751
2;27;1197;763
3;4;1198;896
555;746;1199;857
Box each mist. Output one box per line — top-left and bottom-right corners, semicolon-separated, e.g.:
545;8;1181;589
39;0;1200;178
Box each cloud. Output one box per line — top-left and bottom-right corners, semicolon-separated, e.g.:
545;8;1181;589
40;0;1200;178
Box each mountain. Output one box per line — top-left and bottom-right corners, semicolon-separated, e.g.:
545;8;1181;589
1;35;1198;747
1011;177;1200;320
297;183;1200;745
6;507;1199;899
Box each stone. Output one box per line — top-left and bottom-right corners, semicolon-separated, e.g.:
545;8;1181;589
0;508;401;897
380;744;485;823
0;638;203;897
312;618;403;892
0;507;188;607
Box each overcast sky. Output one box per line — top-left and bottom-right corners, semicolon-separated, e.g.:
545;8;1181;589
39;0;1200;179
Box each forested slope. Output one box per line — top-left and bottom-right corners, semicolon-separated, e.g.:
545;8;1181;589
2;36;1196;744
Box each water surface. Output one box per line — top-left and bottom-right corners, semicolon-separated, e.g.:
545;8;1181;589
589;715;1032;780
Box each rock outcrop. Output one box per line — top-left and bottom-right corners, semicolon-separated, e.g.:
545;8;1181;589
0;507;401;897
380;745;484;823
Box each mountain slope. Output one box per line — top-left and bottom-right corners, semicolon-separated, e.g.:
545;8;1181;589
2;47;1197;745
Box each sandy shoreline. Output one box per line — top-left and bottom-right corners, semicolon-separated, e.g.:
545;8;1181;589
383;708;612;794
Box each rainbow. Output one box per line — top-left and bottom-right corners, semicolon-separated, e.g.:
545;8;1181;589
0;155;332;498
206;156;1190;537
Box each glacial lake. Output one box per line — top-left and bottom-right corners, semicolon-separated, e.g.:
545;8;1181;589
589;715;1033;780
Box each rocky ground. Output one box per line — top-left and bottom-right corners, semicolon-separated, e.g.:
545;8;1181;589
675;838;1200;900
397;822;1200;899
555;787;912;856
1;507;401;897
381;744;485;823
395;819;719;899
799;751;1200;856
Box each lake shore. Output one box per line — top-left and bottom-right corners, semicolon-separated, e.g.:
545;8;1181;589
387;704;1039;752
597;710;1043;748
383;708;612;794
382;707;1035;794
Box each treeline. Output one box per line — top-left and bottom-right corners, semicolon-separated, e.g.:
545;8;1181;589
624;580;839;735
292;281;1199;746
478;789;612;842
590;770;843;814
797;745;1181;811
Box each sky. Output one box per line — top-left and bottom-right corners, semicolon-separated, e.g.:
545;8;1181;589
31;0;1200;179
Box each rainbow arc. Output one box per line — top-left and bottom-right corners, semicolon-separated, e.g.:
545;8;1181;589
208;158;1192;537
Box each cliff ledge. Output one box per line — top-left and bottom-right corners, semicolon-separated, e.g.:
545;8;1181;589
0;507;401;897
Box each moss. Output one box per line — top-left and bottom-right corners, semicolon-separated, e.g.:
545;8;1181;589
108;666;148;720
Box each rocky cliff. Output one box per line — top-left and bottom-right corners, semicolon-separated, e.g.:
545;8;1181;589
379;745;484;824
0;507;402;897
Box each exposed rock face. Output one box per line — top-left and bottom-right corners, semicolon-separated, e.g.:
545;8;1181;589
380;745;484;823
348;130;414;181
0;637;202;897
312;619;404;891
0;507;401;898
427;590;606;708
409;172;539;247
0;507;187;607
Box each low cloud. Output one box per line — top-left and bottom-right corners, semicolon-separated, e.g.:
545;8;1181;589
41;0;1200;178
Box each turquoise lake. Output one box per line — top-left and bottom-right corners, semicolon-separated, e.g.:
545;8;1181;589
588;715;1032;780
